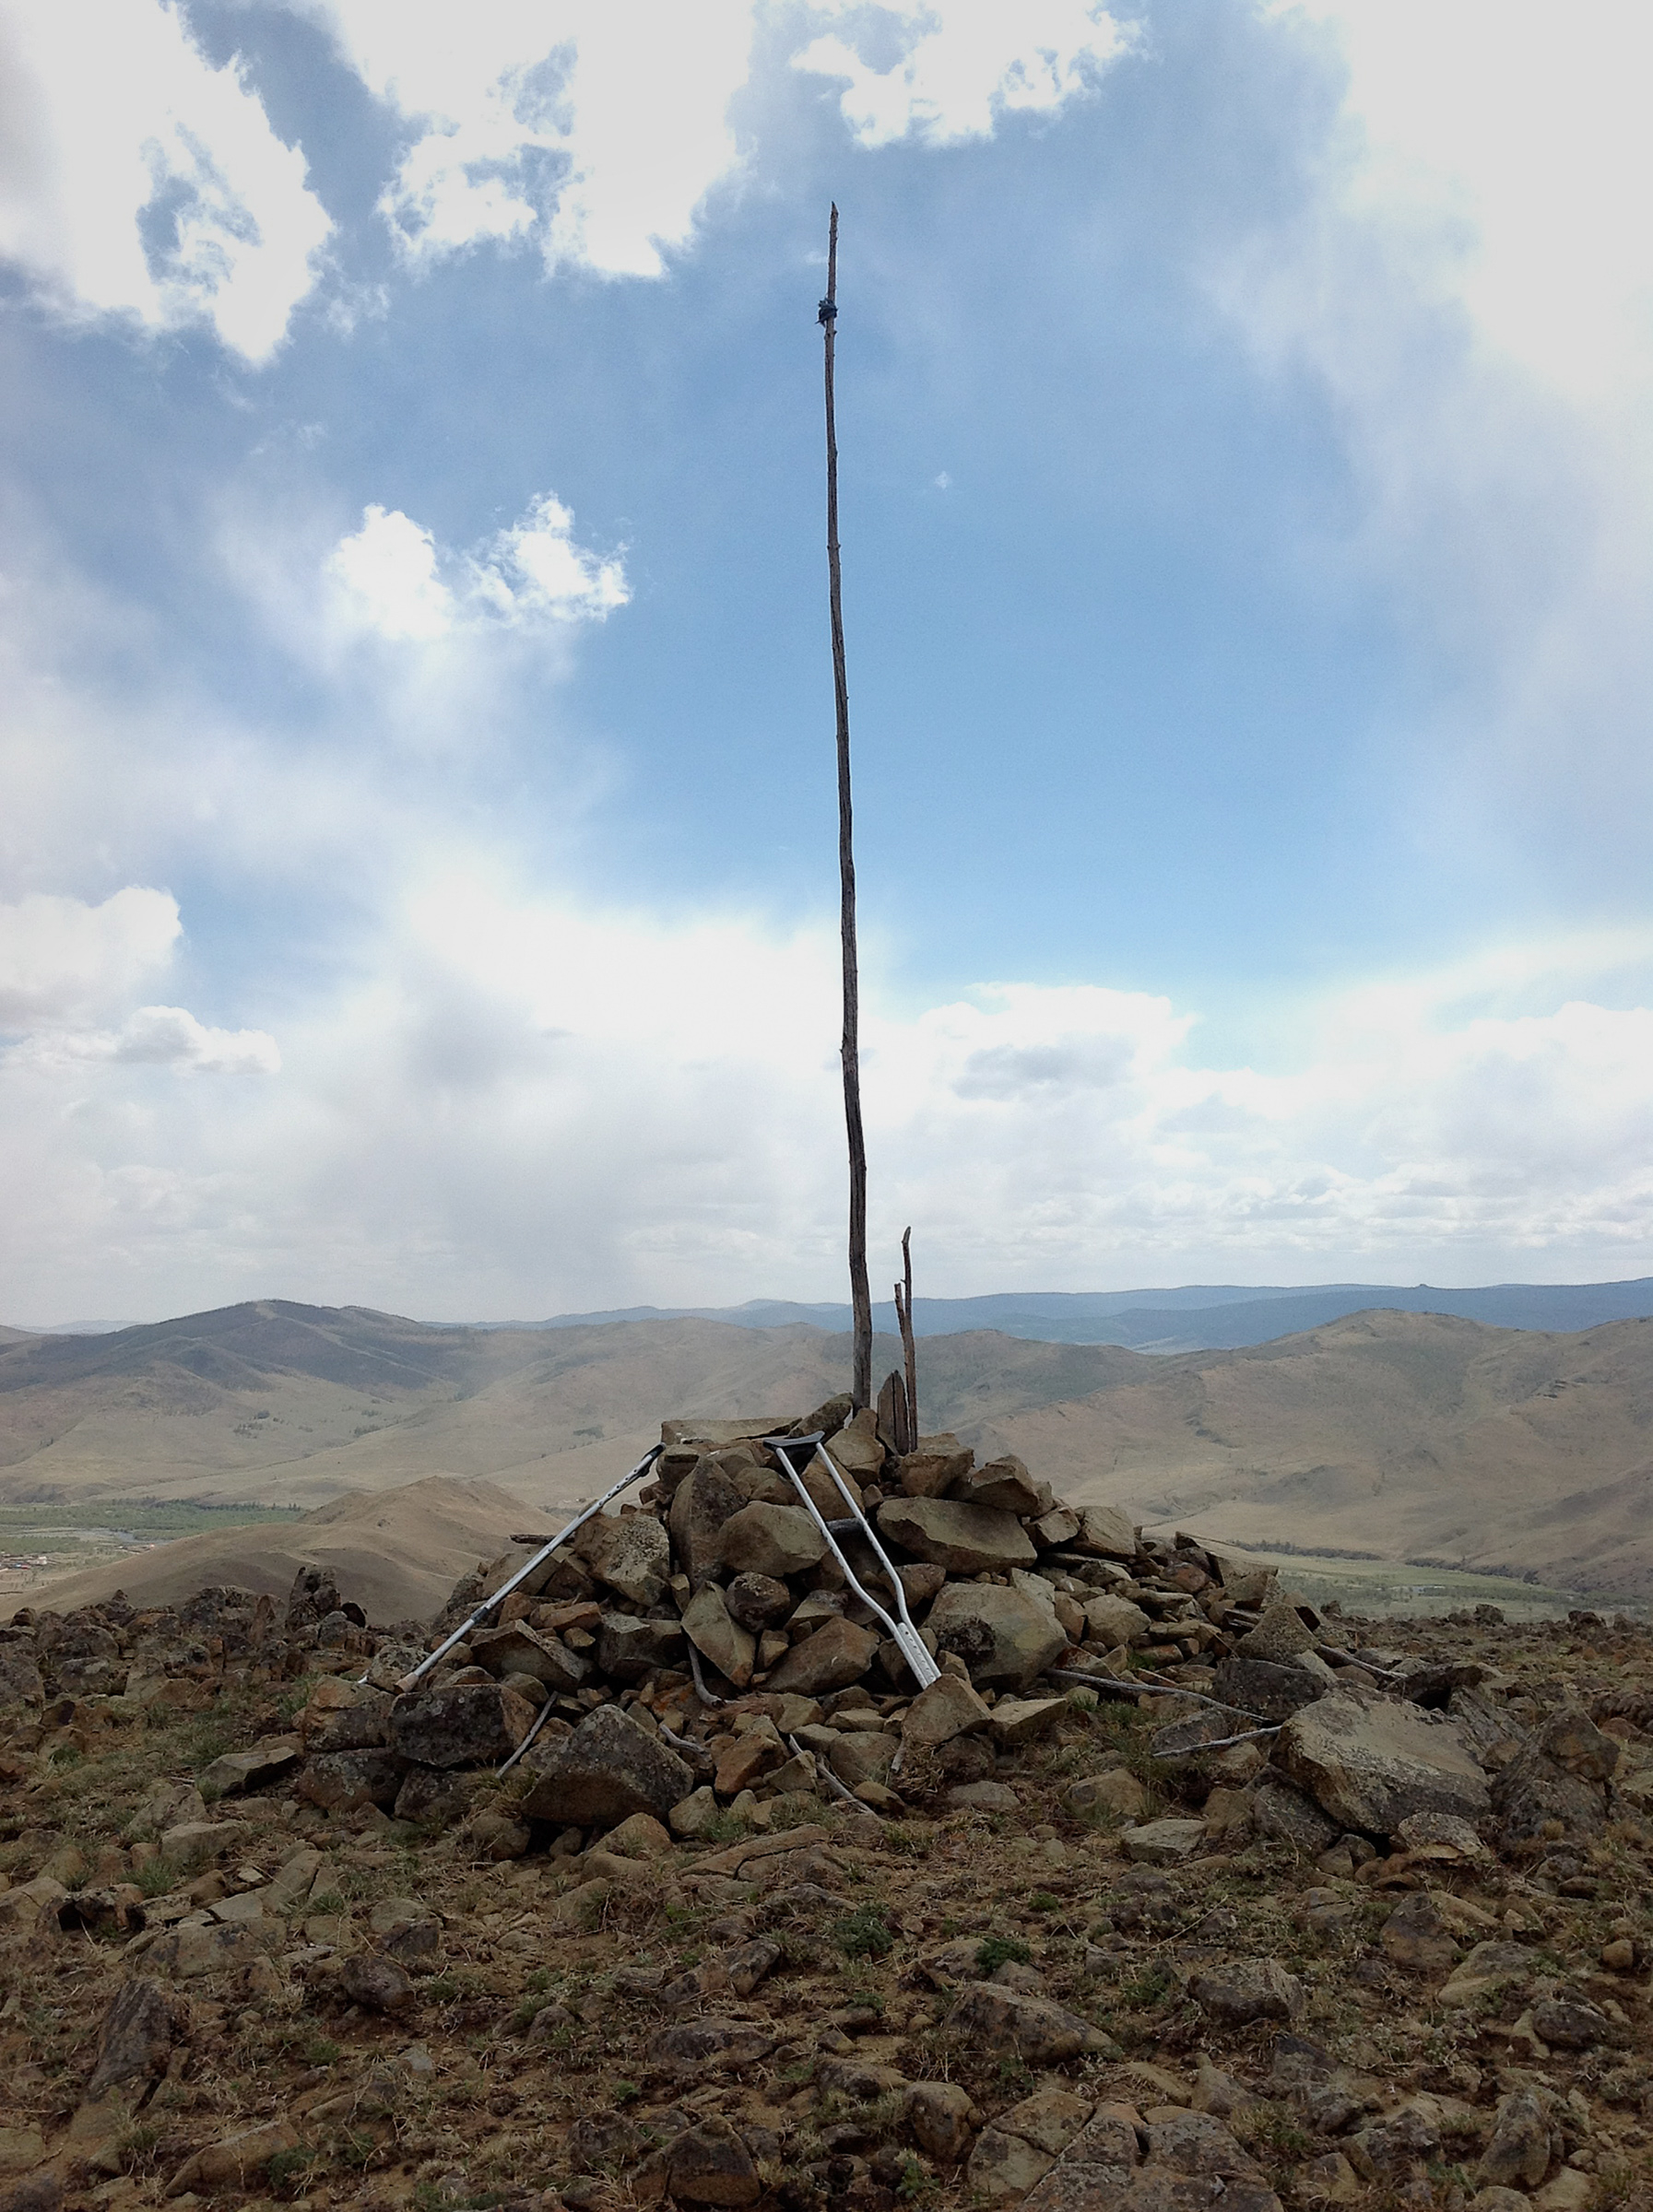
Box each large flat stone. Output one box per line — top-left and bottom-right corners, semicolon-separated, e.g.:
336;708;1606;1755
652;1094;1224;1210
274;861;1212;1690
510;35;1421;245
1274;1690;1491;1837
879;1496;1036;1573
716;1502;827;1580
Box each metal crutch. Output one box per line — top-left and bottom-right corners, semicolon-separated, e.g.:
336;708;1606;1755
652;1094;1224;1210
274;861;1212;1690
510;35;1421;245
765;1430;939;1689
396;1442;664;1693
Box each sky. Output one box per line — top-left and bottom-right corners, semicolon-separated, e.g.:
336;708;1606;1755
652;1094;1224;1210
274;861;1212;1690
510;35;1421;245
2;0;1652;1327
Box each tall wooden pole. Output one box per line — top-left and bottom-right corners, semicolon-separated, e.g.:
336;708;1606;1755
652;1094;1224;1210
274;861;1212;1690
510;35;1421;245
821;204;873;1409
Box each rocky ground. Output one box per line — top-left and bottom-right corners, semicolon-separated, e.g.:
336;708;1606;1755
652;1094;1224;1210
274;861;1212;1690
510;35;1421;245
4;1405;1653;2212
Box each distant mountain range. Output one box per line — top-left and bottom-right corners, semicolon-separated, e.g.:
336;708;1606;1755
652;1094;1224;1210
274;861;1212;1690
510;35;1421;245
7;1296;1653;1601
515;1277;1653;1353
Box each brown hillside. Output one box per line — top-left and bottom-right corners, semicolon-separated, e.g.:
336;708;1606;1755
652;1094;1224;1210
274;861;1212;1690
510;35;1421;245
6;1300;1653;1593
974;1308;1653;1599
7;1474;533;1623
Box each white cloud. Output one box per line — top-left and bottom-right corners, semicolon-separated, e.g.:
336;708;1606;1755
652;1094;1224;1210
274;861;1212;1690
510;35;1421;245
303;0;761;277
0;888;181;1028
0;888;277;1079
327;492;628;641
326;507;453;641
298;1;1133;280
0;0;332;361
1221;4;1653;836
6;875;1653;1322
793;1;1133;148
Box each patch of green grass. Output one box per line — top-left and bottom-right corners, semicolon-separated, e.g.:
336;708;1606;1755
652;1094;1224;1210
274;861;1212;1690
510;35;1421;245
309;1889;346;1915
47;1745;83;1769
832;1903;895;1959
304;2035;341;2066
1114;1963;1173;2012
975;1935;1033;1974
268;2147;317;2195
895;2156;937;2201
1027;1891;1061;1914
136;1858;179;1898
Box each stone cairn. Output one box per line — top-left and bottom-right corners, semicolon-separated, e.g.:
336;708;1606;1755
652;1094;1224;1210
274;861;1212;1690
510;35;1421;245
281;1394;1467;1852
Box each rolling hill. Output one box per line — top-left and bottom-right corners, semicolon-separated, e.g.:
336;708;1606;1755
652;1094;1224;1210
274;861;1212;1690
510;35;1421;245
6;1475;533;1624
4;1299;1653;1598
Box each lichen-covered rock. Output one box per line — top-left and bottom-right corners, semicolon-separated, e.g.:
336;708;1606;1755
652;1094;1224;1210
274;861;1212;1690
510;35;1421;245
669;1463;747;1587
596;1611;685;1682
519;1700;694;1827
574;1511;672;1607
389;1682;536;1769
949;1983;1106;2063
1072;1504;1138;1559
1274;1690;1491;1835
927;1582;1066;1690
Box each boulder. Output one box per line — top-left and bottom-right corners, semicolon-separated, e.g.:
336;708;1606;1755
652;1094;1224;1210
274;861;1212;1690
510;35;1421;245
896;1435;975;1497
1190;1959;1305;2030
195;1735;301;1798
907;2080;979;2161
1274;1691;1491;1836
948;1983;1105;2064
902;1671;991;1750
829;1731;896;1791
1381;1893;1459;1973
0;1645;44;1710
716;1502;826;1580
340;1950;416;2012
928;1583;1066;1691
156;1818;250;1873
954;1455;1044;1517
879;1496;1036;1573
1212;1653;1329;1723
1030;1506;1082;1550
1492;1735;1609;1844
294;1751;407;1805
1072;1504;1138;1559
1239;1600;1316;1662
165;2118;300;2196
469;1621;589;1692
681;1584;756;1688
670;1464;748;1586
724;1572;794;1631
86;1978;190;2102
520;1700;695;1827
594;1611;685;1682
575;1511;671;1606
307;1688;395;1753
1123;1817;1209;1865
829;1406;885;1477
389;1682;537;1769
763;1616;880;1695
1081;1593;1151;1647
668;2120;762;2207
1477;2088;1553;2190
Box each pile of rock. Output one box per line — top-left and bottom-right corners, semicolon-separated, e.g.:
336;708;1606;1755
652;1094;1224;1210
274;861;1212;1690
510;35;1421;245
262;1399;1586;1864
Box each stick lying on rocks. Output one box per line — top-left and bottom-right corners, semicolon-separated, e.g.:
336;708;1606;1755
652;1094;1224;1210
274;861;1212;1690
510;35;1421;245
1048;1669;1269;1724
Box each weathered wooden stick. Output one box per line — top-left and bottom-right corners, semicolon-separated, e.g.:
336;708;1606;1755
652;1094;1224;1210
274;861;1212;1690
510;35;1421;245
1048;1667;1269;1724
898;1226;918;1447
821;203;872;1410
